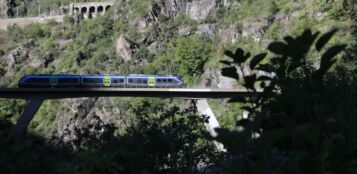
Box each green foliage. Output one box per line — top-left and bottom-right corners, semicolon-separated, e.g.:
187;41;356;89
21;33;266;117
128;0;155;17
175;36;212;80
144;36;212;84
327;1;348;20
23;23;45;39
215;29;357;173
0;100;221;173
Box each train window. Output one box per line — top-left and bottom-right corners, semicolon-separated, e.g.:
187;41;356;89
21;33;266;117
168;79;172;83
120;79;124;83
58;78;79;83
27;78;49;83
129;79;133;83
143;80;147;83
82;78;90;83
137;79;142;83
26;78;49;83
112;79;119;83
163;79;167;82
157;79;161;83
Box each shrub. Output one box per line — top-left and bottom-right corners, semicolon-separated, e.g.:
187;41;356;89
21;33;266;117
215;29;357;173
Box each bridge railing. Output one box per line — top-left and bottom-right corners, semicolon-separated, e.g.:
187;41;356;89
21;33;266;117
0;5;68;19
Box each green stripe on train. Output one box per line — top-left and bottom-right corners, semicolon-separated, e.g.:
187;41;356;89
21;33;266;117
103;76;111;87
149;76;155;87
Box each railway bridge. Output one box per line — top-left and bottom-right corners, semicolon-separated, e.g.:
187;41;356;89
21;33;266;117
0;88;259;151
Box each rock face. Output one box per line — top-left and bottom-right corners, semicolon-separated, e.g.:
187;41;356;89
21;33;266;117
159;0;187;18
242;17;275;43
0;0;7;18
200;68;236;88
54;98;129;150
116;35;138;63
219;23;240;44
188;0;218;22
196;24;218;38
132;18;148;33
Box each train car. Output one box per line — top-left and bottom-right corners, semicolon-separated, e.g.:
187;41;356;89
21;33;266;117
126;74;184;88
18;75;80;88
18;74;184;88
152;75;184;88
80;75;126;87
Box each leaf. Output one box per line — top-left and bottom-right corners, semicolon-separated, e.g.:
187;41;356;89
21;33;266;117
255;129;286;154
221;67;239;80
220;60;232;65
224;50;235;59
250;53;267;69
224;48;247;64
313;44;346;81
228;96;246;103
234;48;244;58
283;36;295;44
320;44;346;71
243;74;257;90
301;29;319;45
255;64;275;73
316;29;337;51
257;75;272;81
267;42;287;55
244;52;251;60
235;119;250;127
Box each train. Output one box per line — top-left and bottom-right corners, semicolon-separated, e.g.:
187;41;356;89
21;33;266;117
18;74;185;88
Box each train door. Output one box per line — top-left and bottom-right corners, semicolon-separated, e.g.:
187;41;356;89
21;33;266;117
103;76;111;87
149;76;155;88
49;76;58;87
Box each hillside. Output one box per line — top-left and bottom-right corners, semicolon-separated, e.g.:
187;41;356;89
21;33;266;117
0;0;356;173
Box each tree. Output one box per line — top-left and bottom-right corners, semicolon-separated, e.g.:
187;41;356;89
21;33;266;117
214;29;357;173
175;36;212;83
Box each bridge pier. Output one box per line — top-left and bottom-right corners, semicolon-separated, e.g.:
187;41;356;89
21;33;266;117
194;99;226;152
10;100;44;139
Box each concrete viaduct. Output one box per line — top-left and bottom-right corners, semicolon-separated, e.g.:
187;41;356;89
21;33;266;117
69;1;115;19
0;88;260;152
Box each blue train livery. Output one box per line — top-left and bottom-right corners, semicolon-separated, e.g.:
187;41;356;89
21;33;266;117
18;74;184;88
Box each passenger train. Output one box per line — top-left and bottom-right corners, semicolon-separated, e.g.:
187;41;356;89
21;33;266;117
18;74;184;88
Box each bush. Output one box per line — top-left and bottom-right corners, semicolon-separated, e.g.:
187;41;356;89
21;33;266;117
175;36;213;83
215;29;357;173
23;24;45;39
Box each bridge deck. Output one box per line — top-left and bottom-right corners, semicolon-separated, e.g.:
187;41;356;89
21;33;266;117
0;88;253;100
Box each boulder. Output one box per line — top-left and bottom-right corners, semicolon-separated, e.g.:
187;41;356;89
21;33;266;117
196;24;218;38
0;0;7;18
132;18;148;33
200;68;236;88
159;0;187;18
4;53;15;76
242;17;275;43
178;26;192;36
188;0;218;22
147;41;160;54
219;23;240;44
116;35;138;63
55;98;106;151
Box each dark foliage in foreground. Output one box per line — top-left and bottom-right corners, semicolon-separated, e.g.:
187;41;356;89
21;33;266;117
0;103;221;174
216;29;357;173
